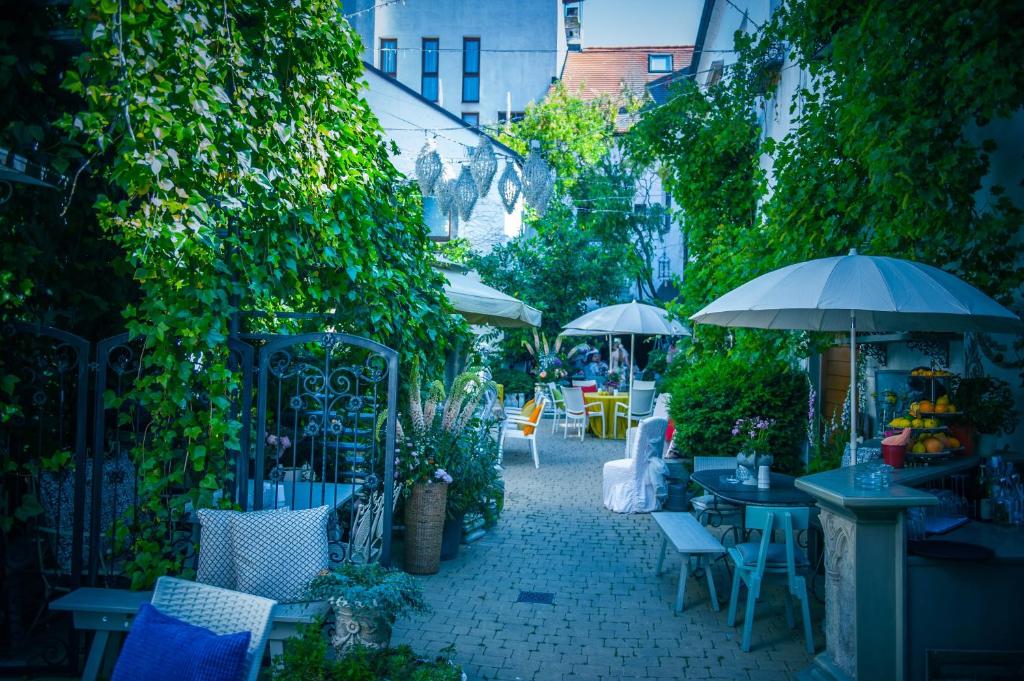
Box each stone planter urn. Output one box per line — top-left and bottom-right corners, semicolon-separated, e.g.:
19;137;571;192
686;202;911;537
331;604;392;655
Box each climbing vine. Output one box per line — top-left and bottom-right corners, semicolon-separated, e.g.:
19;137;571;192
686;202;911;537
60;0;458;587
631;0;1024;363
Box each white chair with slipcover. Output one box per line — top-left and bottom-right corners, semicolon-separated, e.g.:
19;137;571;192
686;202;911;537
602;417;668;513
625;393;670;456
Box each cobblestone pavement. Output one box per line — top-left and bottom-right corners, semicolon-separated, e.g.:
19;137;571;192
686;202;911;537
392;425;823;681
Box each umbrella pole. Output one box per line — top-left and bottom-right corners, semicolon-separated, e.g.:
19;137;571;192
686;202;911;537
628;334;635;427
850;311;858;462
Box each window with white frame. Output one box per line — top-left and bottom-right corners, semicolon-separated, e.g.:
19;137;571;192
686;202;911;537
648;54;673;73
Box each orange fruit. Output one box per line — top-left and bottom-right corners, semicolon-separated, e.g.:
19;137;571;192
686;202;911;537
948;437;961;448
918;400;934;414
924;438;943;453
934;404;948;413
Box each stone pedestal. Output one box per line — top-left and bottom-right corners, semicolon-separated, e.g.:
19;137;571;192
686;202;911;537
795;465;941;681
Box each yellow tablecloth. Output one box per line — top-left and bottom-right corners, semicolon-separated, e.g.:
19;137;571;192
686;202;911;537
583;392;630;439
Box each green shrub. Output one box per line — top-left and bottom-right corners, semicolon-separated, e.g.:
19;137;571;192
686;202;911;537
666;354;809;474
489;368;535;397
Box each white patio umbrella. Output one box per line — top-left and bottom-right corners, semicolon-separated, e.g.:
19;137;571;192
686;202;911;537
440;268;542;328
562;301;690;421
691;248;1022;459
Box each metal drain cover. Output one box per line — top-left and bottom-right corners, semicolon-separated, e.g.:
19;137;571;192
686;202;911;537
516;591;554;604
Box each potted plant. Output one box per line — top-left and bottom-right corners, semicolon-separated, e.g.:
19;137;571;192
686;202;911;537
731;417;776;485
440;423;502;560
392;366;495;574
952;376;1018;455
305;563;428;655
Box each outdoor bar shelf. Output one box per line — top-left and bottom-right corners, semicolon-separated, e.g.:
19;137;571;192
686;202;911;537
795;457;1024;681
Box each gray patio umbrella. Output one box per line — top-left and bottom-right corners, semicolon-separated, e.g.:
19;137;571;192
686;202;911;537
562;301;690;419
691;248;1023;458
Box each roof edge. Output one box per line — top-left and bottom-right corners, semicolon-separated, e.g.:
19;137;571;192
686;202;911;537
362;61;523;162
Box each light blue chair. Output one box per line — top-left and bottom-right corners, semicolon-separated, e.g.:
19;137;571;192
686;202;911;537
726;505;815;654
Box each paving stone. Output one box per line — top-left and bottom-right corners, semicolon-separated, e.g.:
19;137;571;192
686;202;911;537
392;426;823;680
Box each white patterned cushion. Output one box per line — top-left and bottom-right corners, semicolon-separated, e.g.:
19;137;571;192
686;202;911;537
229;505;330;602
196;507;288;589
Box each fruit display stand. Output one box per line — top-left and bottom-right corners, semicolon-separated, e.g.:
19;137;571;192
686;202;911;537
887;371;965;465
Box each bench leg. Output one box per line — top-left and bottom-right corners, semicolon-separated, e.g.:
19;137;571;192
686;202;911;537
81;630;109;681
704;556;720;612
674;553;690;613
656;538;667;576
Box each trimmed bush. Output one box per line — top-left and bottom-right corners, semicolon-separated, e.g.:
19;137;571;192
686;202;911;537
666;355;808;474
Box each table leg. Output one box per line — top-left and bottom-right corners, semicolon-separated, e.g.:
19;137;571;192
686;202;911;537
656;538;667;576
704;556;720;612
81;630;109;681
675;553;690;613
99;632;123;679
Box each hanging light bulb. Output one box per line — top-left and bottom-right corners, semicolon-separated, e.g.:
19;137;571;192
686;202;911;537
497;160;521;214
455;165;479;221
469;137;497;196
414;139;443;197
522;141;553;212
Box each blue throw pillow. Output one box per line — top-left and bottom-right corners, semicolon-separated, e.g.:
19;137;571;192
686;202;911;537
112;603;251;681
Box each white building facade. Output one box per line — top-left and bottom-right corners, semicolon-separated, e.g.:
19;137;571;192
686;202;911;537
348;0;566;127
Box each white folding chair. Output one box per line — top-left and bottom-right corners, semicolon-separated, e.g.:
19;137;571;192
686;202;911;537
691;456;743;544
499;396;546;468
562;386;603;440
547;382;566;433
614;387;656;432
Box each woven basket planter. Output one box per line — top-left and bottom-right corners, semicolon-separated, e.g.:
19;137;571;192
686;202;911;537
404;480;448;575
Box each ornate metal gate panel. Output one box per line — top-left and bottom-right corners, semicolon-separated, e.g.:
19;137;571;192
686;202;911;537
243;332;398;566
0;322;89;672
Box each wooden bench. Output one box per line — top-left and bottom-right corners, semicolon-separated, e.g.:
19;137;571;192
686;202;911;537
652;511;726;613
50;587;330;680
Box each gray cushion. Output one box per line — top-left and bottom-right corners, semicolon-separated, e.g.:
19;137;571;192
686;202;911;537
196;507;287;589
229;505;330;602
733;541;809;567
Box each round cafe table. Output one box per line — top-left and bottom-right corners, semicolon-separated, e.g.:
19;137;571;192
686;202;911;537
691;469;815;537
582;391;629;439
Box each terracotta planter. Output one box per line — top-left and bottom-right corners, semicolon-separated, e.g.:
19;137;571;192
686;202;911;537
331;604;392;655
404;481;448;575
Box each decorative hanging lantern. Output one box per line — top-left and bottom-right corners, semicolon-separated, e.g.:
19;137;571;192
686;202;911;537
522;141;553;211
455;165;479;221
497;160;521;214
414;139;443;196
435;175;456;216
469;137;497;196
531;172;553;216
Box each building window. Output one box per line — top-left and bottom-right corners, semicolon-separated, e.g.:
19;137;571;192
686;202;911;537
462;112;479;127
497;111;525;124
658;253;671;281
706;59;724;87
648;54;673;73
422;38;439;102
423;196;455;241
379;38;397;77
463;38;480;103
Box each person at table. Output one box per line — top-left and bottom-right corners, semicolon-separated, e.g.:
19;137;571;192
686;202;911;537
582;350;608;386
610;338;629;375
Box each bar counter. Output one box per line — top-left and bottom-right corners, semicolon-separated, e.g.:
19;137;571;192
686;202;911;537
793;457;1023;681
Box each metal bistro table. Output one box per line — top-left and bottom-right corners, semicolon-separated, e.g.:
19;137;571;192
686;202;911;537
691;469;816;535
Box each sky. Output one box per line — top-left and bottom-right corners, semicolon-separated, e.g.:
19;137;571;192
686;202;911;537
582;0;706;47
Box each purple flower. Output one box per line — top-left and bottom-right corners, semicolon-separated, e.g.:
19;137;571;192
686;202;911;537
434;468;453;484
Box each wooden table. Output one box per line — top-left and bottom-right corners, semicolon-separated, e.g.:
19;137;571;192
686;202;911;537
583;392;629;439
50;587;330;680
652;512;725;613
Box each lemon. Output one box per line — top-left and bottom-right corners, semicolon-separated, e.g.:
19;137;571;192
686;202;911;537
911;418;924;428
911;442;926;453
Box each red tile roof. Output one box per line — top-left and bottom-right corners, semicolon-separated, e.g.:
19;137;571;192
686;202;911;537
559;46;694;102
